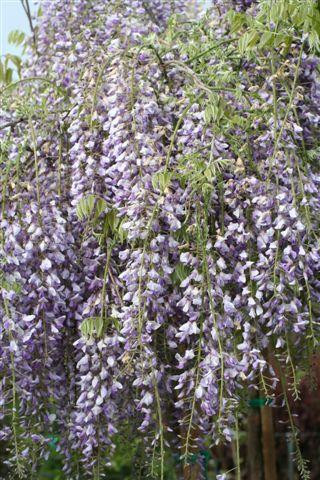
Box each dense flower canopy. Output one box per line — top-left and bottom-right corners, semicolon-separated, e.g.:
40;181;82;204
0;0;320;478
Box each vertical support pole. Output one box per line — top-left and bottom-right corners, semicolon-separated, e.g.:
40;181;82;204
247;403;263;480
261;402;277;480
183;461;201;480
180;422;201;480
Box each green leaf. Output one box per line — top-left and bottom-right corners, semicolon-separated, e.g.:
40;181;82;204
6;54;21;69
259;31;273;49
273;34;290;48
117;219;128;243
308;30;320;51
238;30;259;55
80;316;104;339
171;263;191;286
106;209;117;231
0;274;22;294
95;197;107;218
204;167;213;181
152;171;173;192
204;104;213;124
227;10;247;34
269;1;286;25
0;61;4;83
204;93;224;125
100;209;126;242
8;30;25;46
76;194;96;220
5;68;13;85
5;54;22;77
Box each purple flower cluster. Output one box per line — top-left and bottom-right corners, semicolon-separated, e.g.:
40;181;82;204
0;0;319;477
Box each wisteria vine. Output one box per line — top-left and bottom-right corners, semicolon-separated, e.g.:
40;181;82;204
0;0;320;478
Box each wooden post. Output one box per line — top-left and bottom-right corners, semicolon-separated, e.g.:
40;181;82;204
247;405;263;480
180;422;201;480
261;400;277;480
183;462;201;480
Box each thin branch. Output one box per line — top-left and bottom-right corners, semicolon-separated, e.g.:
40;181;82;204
164;60;213;95
20;0;37;49
186;37;236;64
20;0;34;33
0;118;25;131
0;106;73;132
143;44;170;85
